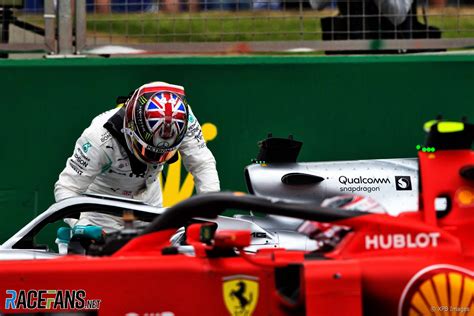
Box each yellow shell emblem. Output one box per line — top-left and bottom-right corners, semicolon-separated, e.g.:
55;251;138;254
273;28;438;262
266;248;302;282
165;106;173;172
222;275;259;316
400;265;473;316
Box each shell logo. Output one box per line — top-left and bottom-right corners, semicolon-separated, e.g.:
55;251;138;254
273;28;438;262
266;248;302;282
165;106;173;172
399;265;473;316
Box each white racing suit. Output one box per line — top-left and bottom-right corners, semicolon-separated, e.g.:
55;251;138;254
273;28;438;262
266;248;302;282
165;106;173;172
54;106;220;232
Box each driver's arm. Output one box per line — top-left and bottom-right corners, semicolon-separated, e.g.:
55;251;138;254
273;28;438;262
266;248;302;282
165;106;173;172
178;107;220;194
54;136;110;201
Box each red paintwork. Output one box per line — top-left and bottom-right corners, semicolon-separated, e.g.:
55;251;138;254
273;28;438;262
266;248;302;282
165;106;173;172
0;149;472;316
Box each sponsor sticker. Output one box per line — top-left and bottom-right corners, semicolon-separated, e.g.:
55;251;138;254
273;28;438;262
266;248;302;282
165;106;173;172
100;132;112;143
82;142;92;153
395;176;412;191
339;176;391;185
365;232;441;250
158;141;170;148
338;175;391;194
75;148;90;161
144;132;153;142
399;265;473;316
194;130;203;142
188;111;195;123
73;152;89;168
223;275;259;316
186;123;200;138
69;161;84;176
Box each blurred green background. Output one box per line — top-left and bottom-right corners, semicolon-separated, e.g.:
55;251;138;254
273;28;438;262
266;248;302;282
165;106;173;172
0;54;473;243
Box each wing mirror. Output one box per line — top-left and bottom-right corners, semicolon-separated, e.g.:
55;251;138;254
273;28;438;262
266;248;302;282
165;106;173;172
186;223;217;246
186;223;217;257
214;230;251;249
186;223;251;256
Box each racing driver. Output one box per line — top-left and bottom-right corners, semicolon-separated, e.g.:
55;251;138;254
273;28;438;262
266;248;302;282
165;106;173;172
54;82;220;232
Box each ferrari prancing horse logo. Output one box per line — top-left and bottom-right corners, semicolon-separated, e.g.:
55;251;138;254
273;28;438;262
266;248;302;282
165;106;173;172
223;275;259;316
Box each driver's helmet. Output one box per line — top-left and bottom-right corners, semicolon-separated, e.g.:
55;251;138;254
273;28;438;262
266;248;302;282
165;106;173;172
298;195;386;236
123;82;189;164
321;194;386;214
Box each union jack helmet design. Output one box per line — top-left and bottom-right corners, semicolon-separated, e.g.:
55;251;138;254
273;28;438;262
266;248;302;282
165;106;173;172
123;82;189;164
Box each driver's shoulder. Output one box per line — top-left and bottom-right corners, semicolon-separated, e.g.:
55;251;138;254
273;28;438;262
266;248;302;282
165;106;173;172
82;109;120;149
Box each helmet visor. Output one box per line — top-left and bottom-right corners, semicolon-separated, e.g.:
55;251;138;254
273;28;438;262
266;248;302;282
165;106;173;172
125;128;178;164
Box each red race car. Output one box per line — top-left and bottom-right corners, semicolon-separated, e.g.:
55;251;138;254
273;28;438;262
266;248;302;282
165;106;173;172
0;119;472;316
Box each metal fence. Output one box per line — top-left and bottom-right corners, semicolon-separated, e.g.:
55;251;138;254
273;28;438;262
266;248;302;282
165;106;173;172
4;0;474;56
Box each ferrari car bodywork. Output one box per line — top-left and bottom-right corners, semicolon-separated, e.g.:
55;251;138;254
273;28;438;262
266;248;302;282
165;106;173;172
0;119;471;316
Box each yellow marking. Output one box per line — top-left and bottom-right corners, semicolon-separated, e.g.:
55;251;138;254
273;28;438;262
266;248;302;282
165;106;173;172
438;122;464;133
411;292;433;315
467;302;474;316
423;121;464;133
428;154;436;159
459;277;473;314
408;308;420;316
433;273;449;316
202;123;218;141
424;120;438;132
449;273;462;316
420;280;442;316
161;122;218;207
160;153;195;207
